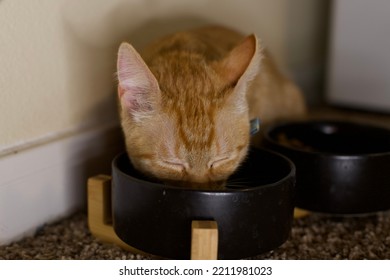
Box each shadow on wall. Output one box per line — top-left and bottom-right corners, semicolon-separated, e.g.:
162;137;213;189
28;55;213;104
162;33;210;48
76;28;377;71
61;13;119;130
285;0;331;105
122;16;211;50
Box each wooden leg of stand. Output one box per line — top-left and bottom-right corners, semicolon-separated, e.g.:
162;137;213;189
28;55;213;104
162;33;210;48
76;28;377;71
87;175;146;255
191;221;218;260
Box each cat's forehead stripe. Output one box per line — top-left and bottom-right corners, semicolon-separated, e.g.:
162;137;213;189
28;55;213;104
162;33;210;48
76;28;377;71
175;104;216;151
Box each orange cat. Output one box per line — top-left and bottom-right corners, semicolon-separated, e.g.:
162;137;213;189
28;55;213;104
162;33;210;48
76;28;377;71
116;26;306;189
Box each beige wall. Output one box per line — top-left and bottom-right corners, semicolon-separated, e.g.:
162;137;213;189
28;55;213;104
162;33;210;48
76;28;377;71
0;0;328;154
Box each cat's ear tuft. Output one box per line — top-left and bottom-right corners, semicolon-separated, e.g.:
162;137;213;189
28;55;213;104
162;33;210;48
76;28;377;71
117;42;160;119
217;34;262;88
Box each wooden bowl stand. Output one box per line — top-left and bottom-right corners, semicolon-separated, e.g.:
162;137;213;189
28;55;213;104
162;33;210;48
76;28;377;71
87;175;218;260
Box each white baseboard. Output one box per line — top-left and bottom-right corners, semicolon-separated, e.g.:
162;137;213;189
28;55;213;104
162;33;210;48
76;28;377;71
0;123;124;245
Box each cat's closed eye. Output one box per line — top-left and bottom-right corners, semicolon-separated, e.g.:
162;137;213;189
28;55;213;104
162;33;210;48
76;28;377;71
208;156;230;169
161;157;233;171
161;160;187;173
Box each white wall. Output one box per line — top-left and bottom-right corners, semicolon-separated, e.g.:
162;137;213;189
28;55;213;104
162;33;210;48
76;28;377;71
0;0;329;244
0;0;119;154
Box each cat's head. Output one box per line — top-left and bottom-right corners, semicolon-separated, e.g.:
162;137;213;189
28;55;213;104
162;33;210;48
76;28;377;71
116;35;262;189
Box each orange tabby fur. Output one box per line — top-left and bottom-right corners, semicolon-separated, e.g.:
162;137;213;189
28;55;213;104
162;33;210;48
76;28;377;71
117;26;306;189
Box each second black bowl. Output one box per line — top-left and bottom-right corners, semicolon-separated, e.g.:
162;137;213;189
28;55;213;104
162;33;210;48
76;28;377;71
264;120;390;215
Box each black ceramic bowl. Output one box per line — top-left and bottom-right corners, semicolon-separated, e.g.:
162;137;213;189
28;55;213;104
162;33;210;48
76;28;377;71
264;120;390;215
112;147;295;259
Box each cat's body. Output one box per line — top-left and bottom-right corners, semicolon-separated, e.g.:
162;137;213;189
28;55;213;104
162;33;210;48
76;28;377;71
117;26;306;189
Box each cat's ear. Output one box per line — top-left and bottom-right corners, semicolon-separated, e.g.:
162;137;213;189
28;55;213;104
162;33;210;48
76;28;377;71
216;34;262;89
117;42;160;120
214;35;262;113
